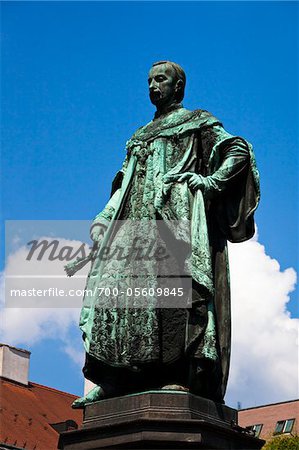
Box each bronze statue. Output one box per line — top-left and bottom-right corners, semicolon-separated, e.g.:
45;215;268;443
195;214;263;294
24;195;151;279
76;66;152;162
69;61;260;408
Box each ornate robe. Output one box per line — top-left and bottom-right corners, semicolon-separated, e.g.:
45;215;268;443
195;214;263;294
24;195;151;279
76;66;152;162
79;107;260;400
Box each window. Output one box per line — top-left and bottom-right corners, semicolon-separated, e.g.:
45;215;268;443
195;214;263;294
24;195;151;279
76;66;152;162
247;424;263;437
275;421;284;434
274;419;295;435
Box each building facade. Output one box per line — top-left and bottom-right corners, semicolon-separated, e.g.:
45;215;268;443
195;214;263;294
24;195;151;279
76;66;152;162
238;399;298;441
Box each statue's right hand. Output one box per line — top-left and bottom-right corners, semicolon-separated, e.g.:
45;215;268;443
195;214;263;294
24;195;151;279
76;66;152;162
90;223;107;244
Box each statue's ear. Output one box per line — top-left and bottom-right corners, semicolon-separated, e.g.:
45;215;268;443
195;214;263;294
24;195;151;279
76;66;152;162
175;79;183;91
175;79;184;99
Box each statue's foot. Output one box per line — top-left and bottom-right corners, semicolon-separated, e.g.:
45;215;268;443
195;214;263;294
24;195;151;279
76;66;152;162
161;384;189;392
72;384;115;409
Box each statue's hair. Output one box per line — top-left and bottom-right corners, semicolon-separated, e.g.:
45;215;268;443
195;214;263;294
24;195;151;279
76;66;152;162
152;60;186;102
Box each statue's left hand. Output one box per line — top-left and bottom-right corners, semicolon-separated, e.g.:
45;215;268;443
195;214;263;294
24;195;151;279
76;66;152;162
164;172;205;192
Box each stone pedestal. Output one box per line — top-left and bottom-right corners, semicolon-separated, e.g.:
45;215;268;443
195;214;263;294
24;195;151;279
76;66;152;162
58;391;264;449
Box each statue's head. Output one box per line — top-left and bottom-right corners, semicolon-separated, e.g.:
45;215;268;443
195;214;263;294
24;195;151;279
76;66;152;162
148;61;186;109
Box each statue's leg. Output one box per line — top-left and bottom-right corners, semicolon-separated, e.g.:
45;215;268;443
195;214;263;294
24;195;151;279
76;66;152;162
188;357;223;403
72;382;116;409
77;353;152;401
72;352;122;408
128;356;189;392
160;355;189;391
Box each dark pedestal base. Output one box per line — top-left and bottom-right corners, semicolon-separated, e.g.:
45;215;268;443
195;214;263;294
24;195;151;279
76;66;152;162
58;391;264;449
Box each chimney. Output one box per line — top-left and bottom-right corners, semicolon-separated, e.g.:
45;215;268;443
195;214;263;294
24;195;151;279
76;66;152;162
0;343;30;385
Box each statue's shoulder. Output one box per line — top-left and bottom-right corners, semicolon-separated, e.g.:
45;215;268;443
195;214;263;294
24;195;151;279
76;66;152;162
127;108;221;146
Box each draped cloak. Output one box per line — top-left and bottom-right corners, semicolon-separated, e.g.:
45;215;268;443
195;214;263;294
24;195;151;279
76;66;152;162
79;107;260;400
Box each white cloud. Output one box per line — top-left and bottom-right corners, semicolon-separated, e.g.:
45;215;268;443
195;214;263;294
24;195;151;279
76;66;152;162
226;231;298;408
0;230;297;407
0;236;88;366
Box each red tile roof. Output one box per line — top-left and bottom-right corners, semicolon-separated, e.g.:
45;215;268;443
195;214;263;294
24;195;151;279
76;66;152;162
0;377;83;450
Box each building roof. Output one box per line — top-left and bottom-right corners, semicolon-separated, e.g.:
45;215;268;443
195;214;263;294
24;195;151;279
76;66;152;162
240;398;299;411
0;377;83;450
238;399;299;440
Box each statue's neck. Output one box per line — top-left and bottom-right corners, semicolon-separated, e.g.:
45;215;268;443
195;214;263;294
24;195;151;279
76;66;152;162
154;102;183;120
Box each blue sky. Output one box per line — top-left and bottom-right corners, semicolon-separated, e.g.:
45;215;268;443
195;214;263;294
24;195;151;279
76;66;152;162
1;2;298;405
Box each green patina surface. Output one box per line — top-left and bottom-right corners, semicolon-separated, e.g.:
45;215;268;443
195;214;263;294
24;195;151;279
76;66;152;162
79;107;259;396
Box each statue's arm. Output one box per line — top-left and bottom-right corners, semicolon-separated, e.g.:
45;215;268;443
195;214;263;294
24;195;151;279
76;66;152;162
200;126;250;197
90;155;128;242
169;126;250;196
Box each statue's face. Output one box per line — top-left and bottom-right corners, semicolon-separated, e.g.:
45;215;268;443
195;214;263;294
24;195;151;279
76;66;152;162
148;64;179;107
